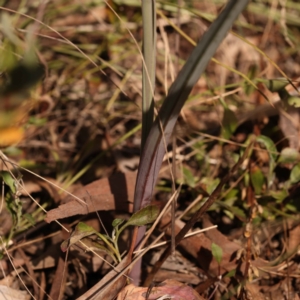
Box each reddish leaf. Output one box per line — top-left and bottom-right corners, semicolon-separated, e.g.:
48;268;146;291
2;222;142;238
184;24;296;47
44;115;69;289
117;280;205;300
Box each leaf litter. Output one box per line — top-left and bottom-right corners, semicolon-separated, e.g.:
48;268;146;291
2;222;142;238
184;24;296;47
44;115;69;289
1;1;300;299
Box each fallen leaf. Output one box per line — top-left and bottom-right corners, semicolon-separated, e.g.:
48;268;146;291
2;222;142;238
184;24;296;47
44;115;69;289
0;285;31;300
45;172;136;223
117;279;205;300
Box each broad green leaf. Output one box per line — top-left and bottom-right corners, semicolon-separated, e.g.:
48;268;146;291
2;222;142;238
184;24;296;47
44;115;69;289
278;147;300;164
127;205;159;227
250;167;265;195
211;242;223;265
290;163;300;184
0;171;16;193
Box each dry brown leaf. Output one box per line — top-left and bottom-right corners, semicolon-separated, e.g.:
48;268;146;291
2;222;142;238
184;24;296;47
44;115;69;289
117;280;205;300
0;285;31;300
49;254;67;300
161;214;241;277
45;172;136;223
244;282;266;300
52;6;107;27
279;106;300;149
287;223;300;253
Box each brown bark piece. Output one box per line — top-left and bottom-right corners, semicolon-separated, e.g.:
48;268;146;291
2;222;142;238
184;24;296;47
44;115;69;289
45;172;136;223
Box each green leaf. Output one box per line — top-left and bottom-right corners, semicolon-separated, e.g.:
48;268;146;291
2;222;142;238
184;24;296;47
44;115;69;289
0;171;16;193
60;240;69;252
290;163;300;184
278;147;300;163
221;108;238;140
263;78;289;92
211;242;223;265
287;96;300;107
61;222;97;252
223;209;234;220
23;213;36;226
127;205;159;227
201;177;220;195
229;206;246;219
76;237;118;263
256;135;277;187
112;218;124;228
224;269;236;278
269;190;288;203
256;135;277;162
250;167;265;195
286;203;297;212
183;167;196;188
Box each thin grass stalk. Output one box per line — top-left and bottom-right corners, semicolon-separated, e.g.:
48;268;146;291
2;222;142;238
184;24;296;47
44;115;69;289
141;0;156;150
130;0;157;285
130;0;250;284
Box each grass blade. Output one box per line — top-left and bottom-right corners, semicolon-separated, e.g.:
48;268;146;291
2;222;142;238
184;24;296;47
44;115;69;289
134;0;250;213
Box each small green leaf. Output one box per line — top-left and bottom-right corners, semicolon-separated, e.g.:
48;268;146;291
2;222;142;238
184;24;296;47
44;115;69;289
112;218;124;228
0;171;16;193
256;135;277;187
229;206;246;219
269;189;288;203
224;269;236;278
263;78;289;92
75;222;96;235
61;222;97;252
278;147;300;164
287;96;300;107
223;209;234;220
256;135;277;162
290;163;300;184
78;237;117;263
23;213;35;226
61;240;69;252
127;205;159;227
286;203;297;212
202;177;220;195
183;167;196;188
221;108;238;140
250;167;265;195
211;242;223;265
